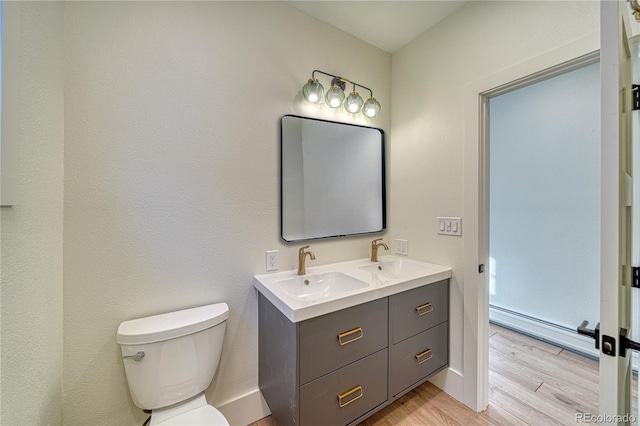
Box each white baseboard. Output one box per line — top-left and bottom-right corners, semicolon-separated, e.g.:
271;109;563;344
429;367;464;404
489;305;599;359
216;388;271;426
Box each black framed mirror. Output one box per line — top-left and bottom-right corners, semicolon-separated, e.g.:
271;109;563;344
280;115;386;242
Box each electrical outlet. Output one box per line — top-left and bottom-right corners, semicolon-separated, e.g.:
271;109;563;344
266;250;278;271
395;239;408;255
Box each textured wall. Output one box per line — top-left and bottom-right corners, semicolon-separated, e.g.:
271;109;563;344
0;2;65;425
390;0;599;386
62;2;390;424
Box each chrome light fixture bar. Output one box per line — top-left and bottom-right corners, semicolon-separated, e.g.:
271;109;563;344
302;69;381;118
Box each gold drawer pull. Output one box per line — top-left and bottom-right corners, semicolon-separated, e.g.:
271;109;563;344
337;385;363;408
415;302;433;316
338;327;363;346
415;349;433;365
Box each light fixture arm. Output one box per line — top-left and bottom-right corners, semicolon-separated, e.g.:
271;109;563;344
311;69;373;98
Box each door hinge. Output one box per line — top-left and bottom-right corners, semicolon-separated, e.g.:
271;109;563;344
633;266;640;288
633;85;640;110
479;264;484;273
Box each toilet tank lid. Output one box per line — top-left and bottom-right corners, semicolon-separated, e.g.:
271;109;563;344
117;302;229;345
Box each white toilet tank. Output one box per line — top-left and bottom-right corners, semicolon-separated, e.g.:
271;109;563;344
117;303;229;410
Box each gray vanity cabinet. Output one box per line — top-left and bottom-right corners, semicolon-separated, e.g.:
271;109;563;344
299;349;388;426
258;279;449;426
298;298;388;385
390;322;448;397
389;280;449;398
391;282;448;344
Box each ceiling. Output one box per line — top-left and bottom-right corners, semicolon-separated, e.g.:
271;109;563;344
286;1;467;54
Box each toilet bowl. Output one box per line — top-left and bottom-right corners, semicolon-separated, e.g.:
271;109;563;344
117;303;230;426
151;394;228;426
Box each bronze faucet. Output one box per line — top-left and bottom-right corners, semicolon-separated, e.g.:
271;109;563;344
297;246;316;275
370;238;389;262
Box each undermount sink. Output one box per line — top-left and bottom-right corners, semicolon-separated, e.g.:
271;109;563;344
276;272;368;302
360;259;436;280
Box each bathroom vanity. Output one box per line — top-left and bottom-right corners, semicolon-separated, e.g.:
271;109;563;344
254;256;451;426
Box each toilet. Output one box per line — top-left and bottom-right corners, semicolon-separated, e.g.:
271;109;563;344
117;303;230;426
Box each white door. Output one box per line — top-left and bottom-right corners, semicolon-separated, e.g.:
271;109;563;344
599;0;634;422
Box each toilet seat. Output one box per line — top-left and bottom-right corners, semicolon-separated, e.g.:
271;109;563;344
154;404;229;426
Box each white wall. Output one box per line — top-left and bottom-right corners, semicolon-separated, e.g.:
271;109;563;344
0;2;65;424
489;62;600;329
62;2;390;424
390;0;599;401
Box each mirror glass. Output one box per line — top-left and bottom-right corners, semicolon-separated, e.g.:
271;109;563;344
281;115;385;242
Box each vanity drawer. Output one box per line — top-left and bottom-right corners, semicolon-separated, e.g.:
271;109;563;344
300;348;388;426
391;280;448;344
299;297;388;385
390;321;448;397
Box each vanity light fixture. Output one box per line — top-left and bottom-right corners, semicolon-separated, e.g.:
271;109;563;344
302;69;380;118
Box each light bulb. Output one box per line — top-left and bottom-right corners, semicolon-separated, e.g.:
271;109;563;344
325;84;345;108
302;78;324;104
362;97;381;118
344;92;364;114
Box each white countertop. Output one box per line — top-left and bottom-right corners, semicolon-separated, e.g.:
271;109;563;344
253;255;452;322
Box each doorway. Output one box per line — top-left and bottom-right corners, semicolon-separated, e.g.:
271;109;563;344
488;60;601;356
482;35;640;420
486;58;603;422
461;35;600;411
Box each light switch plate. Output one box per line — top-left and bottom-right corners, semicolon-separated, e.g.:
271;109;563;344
437;217;462;236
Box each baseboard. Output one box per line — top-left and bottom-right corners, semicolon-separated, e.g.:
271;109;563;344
429;366;464;404
489;305;600;359
490;305;640;376
216;388;271;426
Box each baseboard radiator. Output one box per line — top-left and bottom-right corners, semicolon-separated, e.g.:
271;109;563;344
489;304;639;373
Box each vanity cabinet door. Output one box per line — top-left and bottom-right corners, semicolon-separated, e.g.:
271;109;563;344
299;349;388;426
390;321;448;397
299;298;388;385
391;280;448;344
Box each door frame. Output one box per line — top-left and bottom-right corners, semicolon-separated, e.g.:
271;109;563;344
599;0;634;418
462;33;600;411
